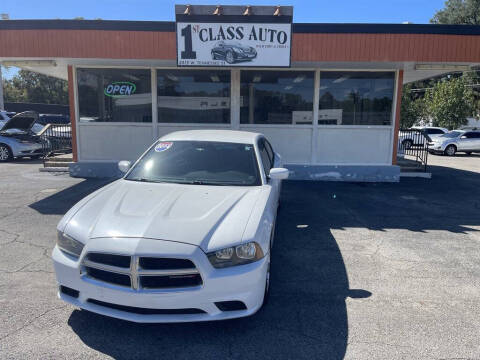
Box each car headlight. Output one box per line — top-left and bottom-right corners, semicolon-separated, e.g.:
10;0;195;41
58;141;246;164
57;231;84;258
207;242;264;268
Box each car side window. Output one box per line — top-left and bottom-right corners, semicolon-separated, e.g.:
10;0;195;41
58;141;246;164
258;139;272;177
264;139;275;167
428;129;444;135
463;132;474;138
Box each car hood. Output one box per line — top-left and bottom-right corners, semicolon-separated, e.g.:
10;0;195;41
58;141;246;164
0;111;37;132
63;179;263;252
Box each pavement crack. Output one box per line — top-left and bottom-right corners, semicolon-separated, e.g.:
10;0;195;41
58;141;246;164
0;305;68;342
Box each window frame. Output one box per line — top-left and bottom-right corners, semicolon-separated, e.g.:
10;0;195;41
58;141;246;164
317;69;396;128
76;67;153;124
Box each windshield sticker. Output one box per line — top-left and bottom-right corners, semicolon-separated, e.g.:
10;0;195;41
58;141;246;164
155;142;173;152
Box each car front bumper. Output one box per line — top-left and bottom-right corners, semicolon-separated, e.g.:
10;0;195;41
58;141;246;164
12;142;43;157
52;237;268;323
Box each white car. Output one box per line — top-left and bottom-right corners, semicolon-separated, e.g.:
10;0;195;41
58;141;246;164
400;126;448;149
429;130;480;156
53;130;289;323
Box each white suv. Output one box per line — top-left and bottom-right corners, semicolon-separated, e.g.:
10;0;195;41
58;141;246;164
400;127;448;149
428;130;480;156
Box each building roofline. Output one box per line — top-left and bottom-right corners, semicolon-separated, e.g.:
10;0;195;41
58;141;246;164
1;19;480;35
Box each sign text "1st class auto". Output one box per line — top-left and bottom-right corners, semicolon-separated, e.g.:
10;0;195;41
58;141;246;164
197;25;289;45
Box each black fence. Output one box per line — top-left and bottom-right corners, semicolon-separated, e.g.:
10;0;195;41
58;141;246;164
38;124;72;160
398;129;430;172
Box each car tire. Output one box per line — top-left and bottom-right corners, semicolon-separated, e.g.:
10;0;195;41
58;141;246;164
465;151;472;155
225;51;235;64
402;139;413;150
0;144;13;162
444;145;456;156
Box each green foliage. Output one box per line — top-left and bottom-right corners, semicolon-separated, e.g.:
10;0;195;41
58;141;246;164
431;0;480;24
400;84;426;129
424;77;474;129
3;69;68;105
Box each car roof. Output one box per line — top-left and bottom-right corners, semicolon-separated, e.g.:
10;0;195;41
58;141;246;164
160;130;263;144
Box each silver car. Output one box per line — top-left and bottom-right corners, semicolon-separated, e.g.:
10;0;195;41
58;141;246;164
428;130;480;156
0;111;45;162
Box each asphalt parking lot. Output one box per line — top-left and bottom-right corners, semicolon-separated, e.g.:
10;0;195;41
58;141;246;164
0;156;479;359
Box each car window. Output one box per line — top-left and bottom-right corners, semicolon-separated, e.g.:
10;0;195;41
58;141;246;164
0;114;3;120
258;139;272;177
126;140;261;186
264;139;275;166
427;129;445;135
462;132;474;138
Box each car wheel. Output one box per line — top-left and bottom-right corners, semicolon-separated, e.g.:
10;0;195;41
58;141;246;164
0;144;13;162
444;145;456;156
225;51;235;64
402;139;413;150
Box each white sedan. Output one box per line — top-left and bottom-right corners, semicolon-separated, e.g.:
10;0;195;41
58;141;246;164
53;130;289;322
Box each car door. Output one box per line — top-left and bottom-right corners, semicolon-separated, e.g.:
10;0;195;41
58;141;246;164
470;132;480;150
458;132;475;150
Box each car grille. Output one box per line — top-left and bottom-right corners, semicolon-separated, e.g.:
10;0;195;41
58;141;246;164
82;253;202;291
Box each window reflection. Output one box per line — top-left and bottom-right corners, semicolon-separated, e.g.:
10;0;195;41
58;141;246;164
157;70;230;124
77;68;152;123
319;72;394;125
240;71;314;125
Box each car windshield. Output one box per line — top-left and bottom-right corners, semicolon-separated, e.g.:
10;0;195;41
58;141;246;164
441;131;462;138
125;140;261;186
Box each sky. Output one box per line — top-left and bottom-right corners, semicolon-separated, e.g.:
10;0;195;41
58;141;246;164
1;0;447;79
1;0;446;24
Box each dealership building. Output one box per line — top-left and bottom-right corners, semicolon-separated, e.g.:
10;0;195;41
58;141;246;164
2;5;480;181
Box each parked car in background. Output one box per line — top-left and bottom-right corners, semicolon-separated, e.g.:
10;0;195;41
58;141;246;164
0;111;47;162
38;113;70;126
0;110;16;129
53;130;289;322
428;130;480;156
400;126;448;149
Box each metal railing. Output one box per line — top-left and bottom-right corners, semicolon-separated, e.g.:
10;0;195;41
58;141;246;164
38;123;72;160
397;129;430;172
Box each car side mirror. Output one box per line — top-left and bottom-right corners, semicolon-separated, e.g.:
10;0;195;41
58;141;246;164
118;160;132;173
269;167;289;180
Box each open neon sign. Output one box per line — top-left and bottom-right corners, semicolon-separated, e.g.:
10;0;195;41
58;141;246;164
104;82;137;98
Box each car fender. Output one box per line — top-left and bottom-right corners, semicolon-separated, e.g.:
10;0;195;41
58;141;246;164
241;185;274;256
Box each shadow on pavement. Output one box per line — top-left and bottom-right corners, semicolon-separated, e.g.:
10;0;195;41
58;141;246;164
29;178;113;215
30;162;480;359
66;181;362;360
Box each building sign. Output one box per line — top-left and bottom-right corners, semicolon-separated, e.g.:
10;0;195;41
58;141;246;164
176;22;291;67
104;82;137;98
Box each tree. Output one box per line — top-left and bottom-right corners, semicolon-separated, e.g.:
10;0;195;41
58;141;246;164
400;84;426;128
3;69;68;105
431;0;480;25
424;77;474;129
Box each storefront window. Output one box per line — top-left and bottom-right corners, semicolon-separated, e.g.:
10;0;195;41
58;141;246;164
240;71;314;125
77;68;152;123
319;71;395;125
157;70;230;124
